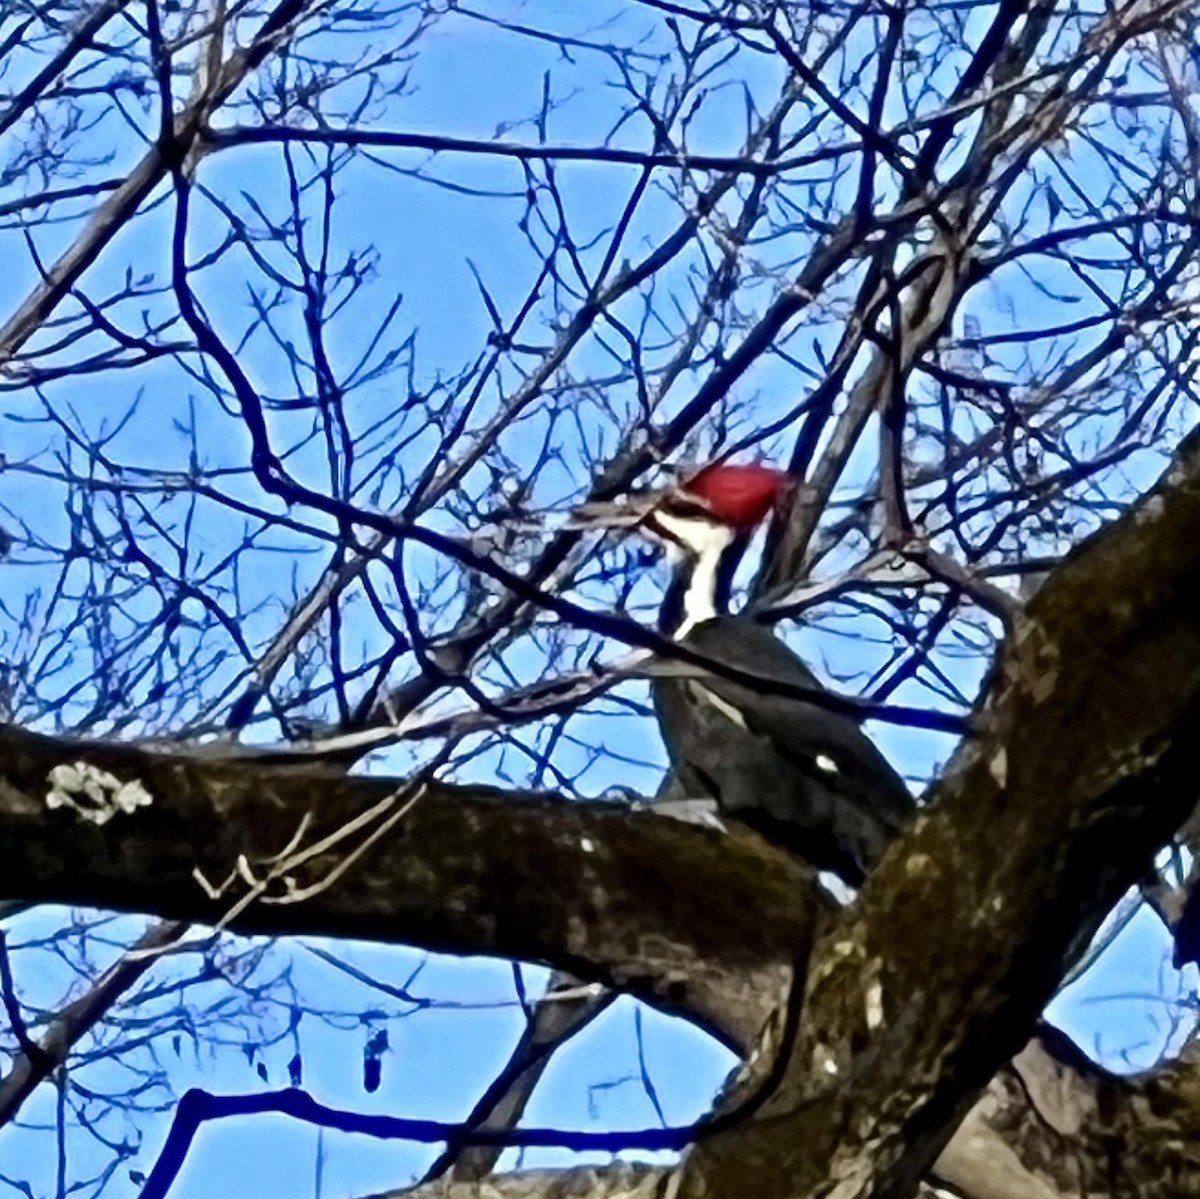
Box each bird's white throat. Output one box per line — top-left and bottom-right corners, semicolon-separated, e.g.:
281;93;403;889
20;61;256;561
655;510;736;639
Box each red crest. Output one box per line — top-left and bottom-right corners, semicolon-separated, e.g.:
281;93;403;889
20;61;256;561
683;463;793;529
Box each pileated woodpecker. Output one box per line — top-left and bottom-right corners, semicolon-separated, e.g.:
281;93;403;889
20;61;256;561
581;463;913;885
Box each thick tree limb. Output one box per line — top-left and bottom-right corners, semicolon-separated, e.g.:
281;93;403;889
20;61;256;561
673;430;1200;1196
382;1027;1200;1199
933;1026;1200;1198
0;727;813;1048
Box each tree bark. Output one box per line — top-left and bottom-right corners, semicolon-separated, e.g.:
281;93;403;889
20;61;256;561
0;725;814;1048
8;428;1200;1195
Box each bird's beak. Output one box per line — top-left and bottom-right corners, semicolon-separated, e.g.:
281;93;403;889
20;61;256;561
564;491;667;533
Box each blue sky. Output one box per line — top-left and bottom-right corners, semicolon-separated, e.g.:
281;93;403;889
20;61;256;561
1;1;1196;1196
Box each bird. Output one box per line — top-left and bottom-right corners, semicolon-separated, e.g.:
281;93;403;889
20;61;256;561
577;462;914;885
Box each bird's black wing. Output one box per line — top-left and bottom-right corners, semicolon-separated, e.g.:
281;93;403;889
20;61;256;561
655;618;914;880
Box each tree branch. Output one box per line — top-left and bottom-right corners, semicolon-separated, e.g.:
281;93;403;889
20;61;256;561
0;724;814;1050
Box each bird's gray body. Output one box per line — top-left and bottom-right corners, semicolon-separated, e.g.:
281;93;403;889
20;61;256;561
652;616;913;884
